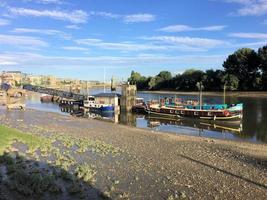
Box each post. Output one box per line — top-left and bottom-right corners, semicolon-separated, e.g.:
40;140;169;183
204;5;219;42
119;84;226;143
104;67;106;93
199;81;202;110
223;84;226;105
86;81;89;96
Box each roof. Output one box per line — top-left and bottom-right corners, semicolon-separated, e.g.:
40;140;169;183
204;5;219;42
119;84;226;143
94;93;121;98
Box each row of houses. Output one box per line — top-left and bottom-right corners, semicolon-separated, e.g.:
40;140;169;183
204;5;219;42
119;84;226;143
0;71;104;89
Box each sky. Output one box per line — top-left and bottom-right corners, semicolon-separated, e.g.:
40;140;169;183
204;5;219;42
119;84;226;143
0;0;267;81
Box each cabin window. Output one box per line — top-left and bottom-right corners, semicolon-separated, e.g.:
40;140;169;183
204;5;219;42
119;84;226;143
170;110;174;113
181;111;184;114
194;111;199;116
208;112;212;116
175;110;179;114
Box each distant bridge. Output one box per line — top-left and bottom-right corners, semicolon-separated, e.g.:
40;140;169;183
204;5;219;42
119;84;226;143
23;85;86;100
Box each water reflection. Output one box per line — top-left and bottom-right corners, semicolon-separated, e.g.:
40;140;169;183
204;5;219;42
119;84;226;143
24;91;267;144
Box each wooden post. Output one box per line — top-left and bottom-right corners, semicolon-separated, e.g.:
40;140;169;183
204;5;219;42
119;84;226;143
223;84;226;105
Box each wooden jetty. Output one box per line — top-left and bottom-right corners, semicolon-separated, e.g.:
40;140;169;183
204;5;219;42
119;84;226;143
23;85;86;101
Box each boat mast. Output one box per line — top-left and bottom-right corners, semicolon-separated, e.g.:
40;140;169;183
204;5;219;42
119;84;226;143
86;81;89;96
104;67;106;93
199;81;203;110
223;84;226;104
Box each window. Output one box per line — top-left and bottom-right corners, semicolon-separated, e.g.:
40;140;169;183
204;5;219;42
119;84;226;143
194;111;199;116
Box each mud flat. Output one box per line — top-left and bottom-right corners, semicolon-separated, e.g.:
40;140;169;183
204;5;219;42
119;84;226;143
0;108;266;200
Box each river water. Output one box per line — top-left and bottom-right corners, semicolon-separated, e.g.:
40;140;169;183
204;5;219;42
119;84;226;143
25;90;267;144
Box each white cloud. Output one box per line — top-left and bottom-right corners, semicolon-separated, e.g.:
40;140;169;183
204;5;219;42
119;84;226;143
229;32;267;39
65;24;80;29
123;14;155;23
0;18;10;26
159;24;226;32
142;36;226;49
225;0;267;16
89;11;120;19
12;28;71;39
0;34;48;47
0;61;18;66
76;38;168;51
0;52;226;70
62;46;88;51
8;7;88;24
88;11;155;23
75;36;228;52
23;0;64;4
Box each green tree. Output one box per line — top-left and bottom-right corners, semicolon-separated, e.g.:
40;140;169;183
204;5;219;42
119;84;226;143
223;48;261;90
202;69;224;91
222;74;239;91
177;69;204;91
258;45;267;90
128;71;142;84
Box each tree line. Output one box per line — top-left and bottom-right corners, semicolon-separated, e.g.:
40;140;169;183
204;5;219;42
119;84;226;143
128;45;267;91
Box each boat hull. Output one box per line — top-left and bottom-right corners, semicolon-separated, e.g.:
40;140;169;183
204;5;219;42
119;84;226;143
90;105;114;113
146;108;242;121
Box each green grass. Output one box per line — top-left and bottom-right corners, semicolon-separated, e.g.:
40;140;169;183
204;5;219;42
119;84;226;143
0;125;51;155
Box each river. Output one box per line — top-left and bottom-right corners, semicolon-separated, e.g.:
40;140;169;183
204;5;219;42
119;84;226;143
25;90;267;144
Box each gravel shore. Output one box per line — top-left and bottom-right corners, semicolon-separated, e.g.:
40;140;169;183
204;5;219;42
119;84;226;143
0;108;266;200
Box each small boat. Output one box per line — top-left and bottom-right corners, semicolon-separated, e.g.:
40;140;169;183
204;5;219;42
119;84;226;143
40;94;53;102
83;96;114;113
132;98;147;113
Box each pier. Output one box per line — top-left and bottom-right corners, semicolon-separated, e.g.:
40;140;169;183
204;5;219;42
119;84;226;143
23;84;86;100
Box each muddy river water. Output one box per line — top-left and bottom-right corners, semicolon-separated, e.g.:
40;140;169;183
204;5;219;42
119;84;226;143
25;90;267;144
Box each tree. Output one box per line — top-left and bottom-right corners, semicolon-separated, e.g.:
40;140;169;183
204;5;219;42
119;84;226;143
128;71;142;84
177;69;204;91
258;45;267;90
202;69;224;91
222;74;239;91
223;48;261;90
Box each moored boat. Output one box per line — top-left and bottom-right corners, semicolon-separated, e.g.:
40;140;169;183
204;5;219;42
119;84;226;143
40;94;53;102
146;103;243;121
83;95;114;113
132;98;147;113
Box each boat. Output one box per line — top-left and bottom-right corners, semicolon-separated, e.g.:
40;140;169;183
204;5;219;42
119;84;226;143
146;102;243;121
40;94;53;102
132;98;147;113
83;95;114;113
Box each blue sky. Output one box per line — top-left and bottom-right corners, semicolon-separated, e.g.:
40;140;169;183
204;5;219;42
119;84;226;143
0;0;267;81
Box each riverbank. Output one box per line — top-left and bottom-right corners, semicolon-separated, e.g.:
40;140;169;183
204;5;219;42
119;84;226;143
0;108;266;199
140;90;267;97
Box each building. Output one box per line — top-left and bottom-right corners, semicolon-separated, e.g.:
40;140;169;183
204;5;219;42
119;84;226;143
25;75;43;86
120;83;137;112
1;71;22;87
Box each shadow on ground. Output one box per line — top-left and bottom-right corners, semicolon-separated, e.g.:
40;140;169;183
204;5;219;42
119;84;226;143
178;154;267;190
0;152;111;200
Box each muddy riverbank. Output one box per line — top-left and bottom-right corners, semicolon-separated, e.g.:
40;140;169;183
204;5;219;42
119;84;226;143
0;108;267;199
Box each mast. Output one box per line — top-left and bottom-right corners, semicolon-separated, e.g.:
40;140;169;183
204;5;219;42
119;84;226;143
223;84;226;104
199;81;203;110
104;67;106;93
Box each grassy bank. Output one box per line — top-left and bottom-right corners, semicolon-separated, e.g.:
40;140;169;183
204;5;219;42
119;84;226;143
0;125;122;199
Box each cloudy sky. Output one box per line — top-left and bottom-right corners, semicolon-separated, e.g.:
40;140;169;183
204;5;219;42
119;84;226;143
0;0;266;80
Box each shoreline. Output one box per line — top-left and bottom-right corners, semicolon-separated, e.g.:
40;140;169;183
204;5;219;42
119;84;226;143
26;107;265;146
139;90;267;97
0;108;267;199
2;106;267;147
